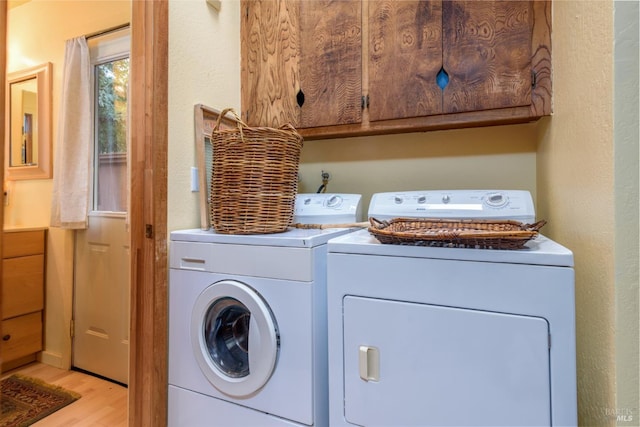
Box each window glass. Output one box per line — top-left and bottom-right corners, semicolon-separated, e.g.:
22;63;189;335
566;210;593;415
89;29;130;213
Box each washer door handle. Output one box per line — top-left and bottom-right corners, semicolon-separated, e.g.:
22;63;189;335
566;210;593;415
359;345;380;382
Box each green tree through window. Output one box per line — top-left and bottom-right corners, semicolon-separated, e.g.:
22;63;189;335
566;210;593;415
96;58;129;154
94;56;129;212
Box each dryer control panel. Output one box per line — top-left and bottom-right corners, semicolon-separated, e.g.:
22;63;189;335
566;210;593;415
368;190;535;223
294;193;363;224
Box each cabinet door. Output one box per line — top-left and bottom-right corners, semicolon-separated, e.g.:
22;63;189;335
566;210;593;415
299;0;362;128
241;0;300;127
3;229;44;258
242;0;362;129
442;1;533;113
343;296;551;426
1;312;42;363
2;255;45;319
368;0;443;122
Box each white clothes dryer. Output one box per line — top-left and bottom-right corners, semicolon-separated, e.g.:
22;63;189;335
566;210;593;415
326;190;577;427
168;193;361;427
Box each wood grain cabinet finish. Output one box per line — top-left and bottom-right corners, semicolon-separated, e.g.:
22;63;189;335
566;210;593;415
1;229;46;371
241;0;551;140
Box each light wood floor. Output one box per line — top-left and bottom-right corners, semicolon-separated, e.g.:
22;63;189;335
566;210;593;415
1;362;128;426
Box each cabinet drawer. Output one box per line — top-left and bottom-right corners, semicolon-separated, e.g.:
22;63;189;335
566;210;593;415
3;230;45;258
1;312;43;362
2;255;45;319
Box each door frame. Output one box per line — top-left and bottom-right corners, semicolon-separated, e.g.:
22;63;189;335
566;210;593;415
129;0;168;425
0;2;167;423
0;0;6;337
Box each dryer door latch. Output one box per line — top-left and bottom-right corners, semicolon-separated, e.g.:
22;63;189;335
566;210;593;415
359;345;380;382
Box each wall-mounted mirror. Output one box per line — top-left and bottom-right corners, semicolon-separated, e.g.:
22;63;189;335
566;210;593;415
5;62;52;180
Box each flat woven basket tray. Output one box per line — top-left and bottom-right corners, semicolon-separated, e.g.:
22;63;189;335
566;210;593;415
368;217;546;250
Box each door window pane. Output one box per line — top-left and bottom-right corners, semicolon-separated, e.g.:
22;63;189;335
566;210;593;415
94;57;129;212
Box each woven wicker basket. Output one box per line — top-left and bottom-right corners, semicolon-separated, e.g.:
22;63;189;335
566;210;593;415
209;109;303;234
368;217;546;250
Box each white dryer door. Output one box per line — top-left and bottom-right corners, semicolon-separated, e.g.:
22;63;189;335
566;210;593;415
343;296;551;426
191;280;279;397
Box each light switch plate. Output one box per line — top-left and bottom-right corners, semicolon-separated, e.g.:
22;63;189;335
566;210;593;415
191;167;199;192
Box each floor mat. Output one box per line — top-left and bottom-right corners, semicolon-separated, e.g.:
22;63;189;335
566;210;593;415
0;374;81;427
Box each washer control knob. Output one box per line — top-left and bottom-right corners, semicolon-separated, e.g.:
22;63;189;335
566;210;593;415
326;195;342;208
486;192;508;207
394;196;403;204
442;195;450;204
303;197;311;205
417;195;427;204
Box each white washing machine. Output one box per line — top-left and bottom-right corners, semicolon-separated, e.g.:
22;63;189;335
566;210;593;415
168;193;361;426
327;190;577;427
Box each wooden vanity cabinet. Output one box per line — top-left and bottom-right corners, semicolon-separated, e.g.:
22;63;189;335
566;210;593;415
1;229;46;371
241;0;551;140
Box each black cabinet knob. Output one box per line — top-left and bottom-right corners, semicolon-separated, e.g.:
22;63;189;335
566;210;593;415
2;334;11;341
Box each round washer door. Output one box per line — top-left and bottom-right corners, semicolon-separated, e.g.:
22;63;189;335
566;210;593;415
191;280;279;397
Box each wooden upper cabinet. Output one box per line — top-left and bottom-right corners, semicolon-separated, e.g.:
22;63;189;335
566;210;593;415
299;0;362;128
368;1;443;121
241;0;300;128
442;1;533;114
241;0;362;129
241;0;551;139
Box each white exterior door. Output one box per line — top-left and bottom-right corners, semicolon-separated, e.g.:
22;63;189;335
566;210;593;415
73;213;130;384
72;28;130;384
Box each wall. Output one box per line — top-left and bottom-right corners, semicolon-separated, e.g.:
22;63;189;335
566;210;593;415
5;0;131;368
167;0;537;230
168;0;241;232
167;1;506;231
537;1;638;425
613;0;639;423
298;125;536;216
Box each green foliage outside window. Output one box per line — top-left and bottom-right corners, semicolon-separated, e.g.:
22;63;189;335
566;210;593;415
96;58;129;154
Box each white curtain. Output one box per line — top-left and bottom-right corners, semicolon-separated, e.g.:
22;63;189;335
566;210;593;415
50;37;91;229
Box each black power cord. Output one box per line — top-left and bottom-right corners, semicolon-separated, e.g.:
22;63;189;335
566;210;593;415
316;171;330;193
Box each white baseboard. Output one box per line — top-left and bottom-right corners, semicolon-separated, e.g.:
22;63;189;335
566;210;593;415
39;350;70;370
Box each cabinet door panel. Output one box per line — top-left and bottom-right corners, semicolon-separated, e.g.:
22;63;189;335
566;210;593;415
443;1;532;113
299;0;362;128
1;312;43;362
2;255;45;319
369;0;442;121
241;0;300;127
3;230;44;259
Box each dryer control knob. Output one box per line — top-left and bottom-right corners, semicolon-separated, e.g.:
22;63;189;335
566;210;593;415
485;192;508;207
